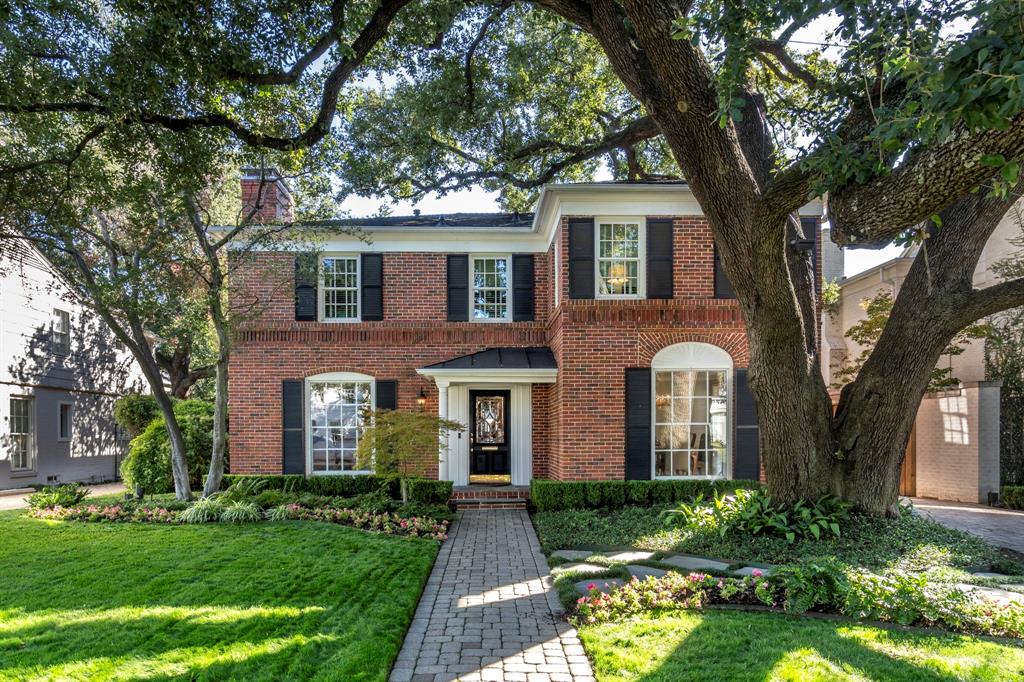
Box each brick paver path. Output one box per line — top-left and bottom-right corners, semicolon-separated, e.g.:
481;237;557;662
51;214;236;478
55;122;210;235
390;510;595;682
912;498;1024;554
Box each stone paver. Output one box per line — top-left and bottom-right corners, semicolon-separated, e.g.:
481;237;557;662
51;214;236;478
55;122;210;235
603;550;655;562
912;498;1024;554
660;554;732;572
574;578;625;595
624;565;667;580
550;549;594;562
732;566;773;577
955;583;1024;606
391;510;594;682
553;563;608;574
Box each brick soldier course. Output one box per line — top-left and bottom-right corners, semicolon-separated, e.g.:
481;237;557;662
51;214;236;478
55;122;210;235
389;510;594;682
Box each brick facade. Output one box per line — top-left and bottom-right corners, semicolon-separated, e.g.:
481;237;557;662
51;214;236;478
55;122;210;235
229;211;751;482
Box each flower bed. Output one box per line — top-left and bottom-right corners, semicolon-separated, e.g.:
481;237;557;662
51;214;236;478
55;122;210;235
573;568;1024;639
29;503;448;540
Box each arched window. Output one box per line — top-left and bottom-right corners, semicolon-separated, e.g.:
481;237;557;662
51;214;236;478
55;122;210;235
651;343;732;479
305;372;375;474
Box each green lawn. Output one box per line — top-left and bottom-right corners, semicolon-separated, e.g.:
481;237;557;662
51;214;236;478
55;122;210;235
580;610;1024;682
0;510;437;681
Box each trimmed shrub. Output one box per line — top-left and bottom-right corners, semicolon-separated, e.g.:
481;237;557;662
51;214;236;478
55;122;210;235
530;478;759;512
1003;486;1024;510
113;393;163;437
405;478;454;506
220;474;415;501
221;474;304;492
27;483;90;509
120;400;219;494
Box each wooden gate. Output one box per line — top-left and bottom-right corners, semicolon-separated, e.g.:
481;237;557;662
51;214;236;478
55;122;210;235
899;426;916;497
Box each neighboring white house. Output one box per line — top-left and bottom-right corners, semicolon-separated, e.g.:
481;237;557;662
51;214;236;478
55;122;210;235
820;204;1022;503
1;239;143;490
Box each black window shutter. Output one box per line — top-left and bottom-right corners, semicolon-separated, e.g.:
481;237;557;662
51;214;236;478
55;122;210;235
647;219;674;299
447;255;469;321
625;368;652;480
376;380;398;410
361;253;384;321
734;368;760;481
294;254;318;321
512;254;535;321
568;218;595;299
282;379;305;474
713;245;736;299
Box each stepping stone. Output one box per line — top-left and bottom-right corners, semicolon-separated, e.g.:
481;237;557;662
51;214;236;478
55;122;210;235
971;571;1015;580
732;566;773;577
660;554;732;572
625;565;667;580
604;550;656;562
956;584;1024;605
551;549;595;561
575;578;625;595
555;562;609;574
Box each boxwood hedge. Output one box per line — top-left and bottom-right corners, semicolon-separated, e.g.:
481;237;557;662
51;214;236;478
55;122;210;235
529;478;759;512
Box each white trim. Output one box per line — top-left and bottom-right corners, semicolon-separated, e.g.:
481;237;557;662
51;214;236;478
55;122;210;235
469;254;513;322
8;395;36;473
318;254;361;323
652;342;734;370
57;401;73;442
51;308;71;355
417;367;557;384
304;372;375;476
594;216;646;299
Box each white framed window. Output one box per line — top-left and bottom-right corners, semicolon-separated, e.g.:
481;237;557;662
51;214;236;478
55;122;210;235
9;397;35;472
52;309;71;355
651;343;732;480
471;255;511;321
306;372;375;474
596;217;645;298
58;402;73;442
320;255;360;322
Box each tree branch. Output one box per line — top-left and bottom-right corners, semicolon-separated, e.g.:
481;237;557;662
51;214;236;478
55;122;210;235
750;38;819;89
464;2;511;113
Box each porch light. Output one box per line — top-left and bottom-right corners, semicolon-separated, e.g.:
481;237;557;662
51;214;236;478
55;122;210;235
417;388;428;409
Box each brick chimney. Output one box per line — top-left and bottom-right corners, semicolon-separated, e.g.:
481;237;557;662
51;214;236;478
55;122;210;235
240;167;294;223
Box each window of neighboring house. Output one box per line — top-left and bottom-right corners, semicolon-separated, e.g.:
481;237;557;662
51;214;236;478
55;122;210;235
320;256;360;321
471;256;511;321
9;397;34;471
52;309;71;355
307;375;374;474
653;369;729;478
596;218;644;298
58;402;73;442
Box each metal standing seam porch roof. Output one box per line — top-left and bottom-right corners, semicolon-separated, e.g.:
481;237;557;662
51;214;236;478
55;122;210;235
420;347;557;371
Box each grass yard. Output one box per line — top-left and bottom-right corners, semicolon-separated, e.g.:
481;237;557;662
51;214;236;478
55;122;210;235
0;509;437;681
580;610;1024;682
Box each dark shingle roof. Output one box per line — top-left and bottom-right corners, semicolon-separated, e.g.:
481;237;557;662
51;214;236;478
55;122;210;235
311;212;534;229
421;347;557;371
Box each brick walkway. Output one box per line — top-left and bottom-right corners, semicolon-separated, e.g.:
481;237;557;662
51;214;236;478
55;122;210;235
390;510;594;682
912;498;1024;554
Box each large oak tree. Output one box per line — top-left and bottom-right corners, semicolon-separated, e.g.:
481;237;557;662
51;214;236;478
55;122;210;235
2;0;1023;513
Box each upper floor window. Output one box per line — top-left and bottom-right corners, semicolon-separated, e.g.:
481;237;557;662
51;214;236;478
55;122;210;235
321;256;360;322
596;218;644;298
472;256;510;321
51;309;70;355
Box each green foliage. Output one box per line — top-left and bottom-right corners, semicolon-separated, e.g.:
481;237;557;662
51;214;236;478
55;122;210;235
354;409;464;478
821;278;841;318
771;558;850;613
264;504;291;522
219;501;262;524
120;400;219;494
26;483;90;509
1002;486;1024;510
664;489;853;544
832;291;988;392
986;207;1024;396
113;394;163;438
178;498;224;524
221;474;305;493
403;478;454;506
529;479;758;512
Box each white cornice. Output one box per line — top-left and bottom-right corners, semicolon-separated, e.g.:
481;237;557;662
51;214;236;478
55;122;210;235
416;367;558;385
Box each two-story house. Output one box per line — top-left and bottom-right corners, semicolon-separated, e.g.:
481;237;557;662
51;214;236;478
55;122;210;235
228;170;823;494
1;239;142;490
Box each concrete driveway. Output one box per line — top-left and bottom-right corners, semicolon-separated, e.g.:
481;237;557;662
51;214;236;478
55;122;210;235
913;498;1024;554
0;482;125;511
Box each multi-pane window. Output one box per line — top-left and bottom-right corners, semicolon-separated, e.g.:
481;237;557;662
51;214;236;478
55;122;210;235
597;221;641;297
472;257;510;320
9;397;33;471
52;309;70;355
321;257;359;321
654;370;728;478
308;379;372;473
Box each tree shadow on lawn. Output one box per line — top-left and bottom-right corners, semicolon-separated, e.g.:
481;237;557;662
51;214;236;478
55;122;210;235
0;514;438;681
583;609;1024;682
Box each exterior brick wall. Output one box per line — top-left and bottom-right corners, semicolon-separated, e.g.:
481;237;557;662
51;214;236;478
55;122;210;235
229;212;751;482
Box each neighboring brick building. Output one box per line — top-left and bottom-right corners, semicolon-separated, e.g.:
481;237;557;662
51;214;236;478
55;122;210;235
228;173;823;487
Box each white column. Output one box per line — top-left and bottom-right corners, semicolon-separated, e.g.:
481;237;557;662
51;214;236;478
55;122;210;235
437;380;450;481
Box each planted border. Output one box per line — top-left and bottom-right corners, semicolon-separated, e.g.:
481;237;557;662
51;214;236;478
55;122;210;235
530;478;759;512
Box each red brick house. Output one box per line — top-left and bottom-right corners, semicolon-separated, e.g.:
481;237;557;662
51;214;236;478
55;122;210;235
229;170;823;488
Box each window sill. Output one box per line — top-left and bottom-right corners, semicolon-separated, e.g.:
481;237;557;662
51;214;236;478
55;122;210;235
9;469;38;479
319;318;361;324
308;470;374;476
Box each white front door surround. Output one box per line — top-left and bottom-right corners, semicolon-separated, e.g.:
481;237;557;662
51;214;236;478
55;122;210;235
417;368;556;487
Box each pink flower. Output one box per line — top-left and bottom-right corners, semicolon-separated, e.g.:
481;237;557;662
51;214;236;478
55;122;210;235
751;569;763;577
587;583;597;591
